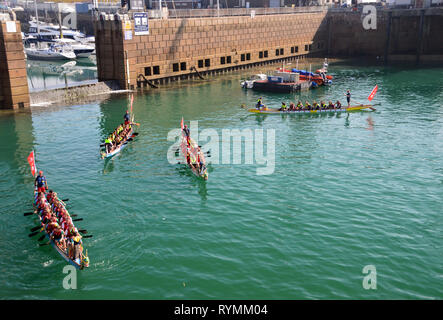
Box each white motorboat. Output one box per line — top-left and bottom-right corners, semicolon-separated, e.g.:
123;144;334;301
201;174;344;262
54;38;95;58
27;18;87;41
25;43;76;61
26;17;96;58
241;74;267;89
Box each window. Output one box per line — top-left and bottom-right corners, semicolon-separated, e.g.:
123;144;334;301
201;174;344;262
291;47;294;54
173;63;179;72
305;45;309;51
180;62;186;71
205;59;210;67
280;48;284;55
144;67;151;76
259;51;263;59
227;56;231;64
198;60;204;68
295;46;298;53
309;44;312;51
220;57;226;64
264;50;268;58
275;49;279;56
153;66;160;75
241;54;245;62
246;53;251;60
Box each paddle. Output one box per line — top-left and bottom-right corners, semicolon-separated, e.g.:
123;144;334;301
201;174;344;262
355;100;378;109
24;211;35;216
132;132;139;136
39;242;50;247
30;225;41;232
72;218;83;222
83;235;93;238
28;230;41;237
78;229;88;234
38;234;46;241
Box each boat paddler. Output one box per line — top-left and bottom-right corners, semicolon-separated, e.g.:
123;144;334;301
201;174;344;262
296;101;303;110
320;101;327;110
305;101;311;110
51;226;66;251
186;147;191;165
335;100;342;109
190;151;197;169
104;137;112;153
41;208;52;224
197;147;206;174
279;102;287;111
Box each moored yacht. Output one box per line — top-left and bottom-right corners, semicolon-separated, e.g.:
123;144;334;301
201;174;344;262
25;43;76;61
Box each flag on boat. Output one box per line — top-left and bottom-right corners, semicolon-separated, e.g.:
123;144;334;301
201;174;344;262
181;117;184;130
27;150;37;177
130;94;134;113
368;85;378;101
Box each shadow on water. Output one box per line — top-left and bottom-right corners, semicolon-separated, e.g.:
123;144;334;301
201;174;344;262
175;165;209;201
102;157;115;174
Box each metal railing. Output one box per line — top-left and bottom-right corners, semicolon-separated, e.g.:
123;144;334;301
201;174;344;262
147;6;330;19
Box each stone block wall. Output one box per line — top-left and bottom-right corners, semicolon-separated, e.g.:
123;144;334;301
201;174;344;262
328;11;389;57
0;21;30;109
95;12;329;89
328;8;443;59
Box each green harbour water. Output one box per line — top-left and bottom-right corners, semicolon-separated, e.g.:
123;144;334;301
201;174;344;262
0;62;442;299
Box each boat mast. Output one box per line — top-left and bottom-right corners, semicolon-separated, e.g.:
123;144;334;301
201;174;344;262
58;7;63;38
34;0;40;34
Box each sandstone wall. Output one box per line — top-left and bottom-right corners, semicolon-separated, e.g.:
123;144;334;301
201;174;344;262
0;21;30;109
95;12;329;89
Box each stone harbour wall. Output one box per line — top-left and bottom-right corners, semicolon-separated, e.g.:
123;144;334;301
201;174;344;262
0;21;30;109
94;12;329;89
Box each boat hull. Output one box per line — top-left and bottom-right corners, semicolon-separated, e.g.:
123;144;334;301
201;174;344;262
248;105;374;114
25;49;76;61
252;80;310;93
32;191;86;270
102;129;134;159
179;134;208;180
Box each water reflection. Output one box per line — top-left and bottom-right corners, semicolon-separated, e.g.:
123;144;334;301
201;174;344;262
175;165;208;201
102;157;115;174
26;57;97;92
0;110;35;180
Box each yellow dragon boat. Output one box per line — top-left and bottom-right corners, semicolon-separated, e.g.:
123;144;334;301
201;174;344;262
248;104;375;114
